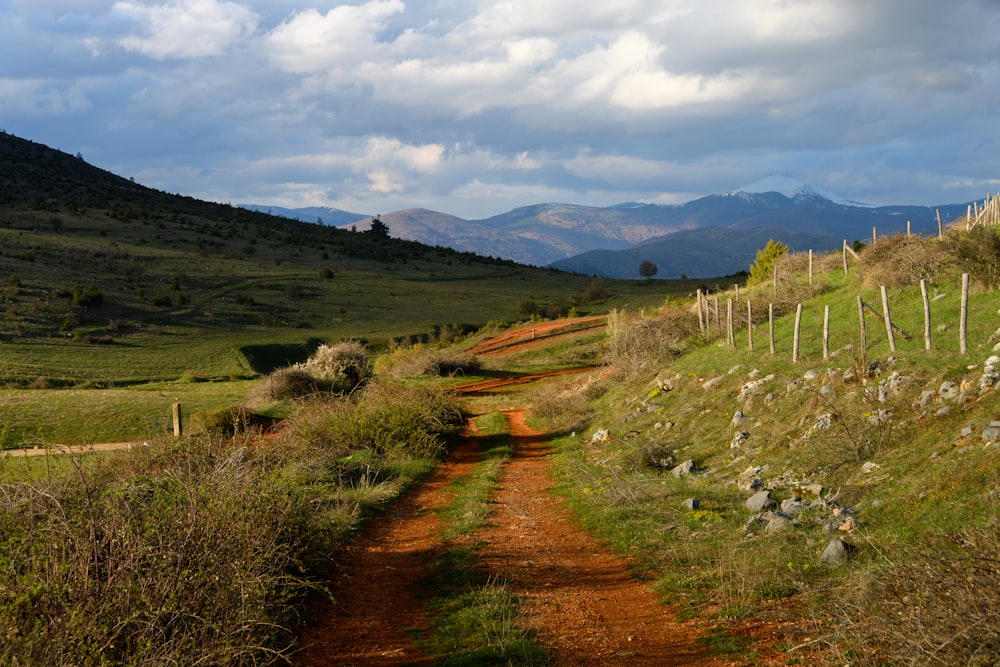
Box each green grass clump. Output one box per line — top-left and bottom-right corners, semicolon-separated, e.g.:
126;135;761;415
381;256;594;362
278;381;467;459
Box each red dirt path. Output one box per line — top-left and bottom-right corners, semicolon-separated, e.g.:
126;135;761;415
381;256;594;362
293;407;729;666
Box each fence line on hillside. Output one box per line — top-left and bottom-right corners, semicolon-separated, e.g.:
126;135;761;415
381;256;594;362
708;273;973;362
965;193;1000;228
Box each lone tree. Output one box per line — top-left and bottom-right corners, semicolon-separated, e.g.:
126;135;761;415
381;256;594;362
638;260;659;280
366;215;390;239
747;238;789;286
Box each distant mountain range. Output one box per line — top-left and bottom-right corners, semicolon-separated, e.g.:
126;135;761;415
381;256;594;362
242;177;973;279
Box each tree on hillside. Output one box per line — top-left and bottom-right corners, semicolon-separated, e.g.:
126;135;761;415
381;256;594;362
366;215;390;239
638;260;659;280
747;239;789;286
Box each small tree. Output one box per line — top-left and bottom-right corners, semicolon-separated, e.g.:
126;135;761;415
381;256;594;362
638;260;659;280
747;239;789;286
367;215;390;239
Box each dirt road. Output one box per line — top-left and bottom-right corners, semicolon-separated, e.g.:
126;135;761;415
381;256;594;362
293;405;727;666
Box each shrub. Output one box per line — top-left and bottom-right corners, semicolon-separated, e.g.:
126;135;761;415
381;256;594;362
246;343;372;407
376;345;481;378
279;382;466;459
72;283;103;307
942;224;1000;287
0;438;327;666
296;341;371;392
194;406;271;435
246;368;319;407
527;380;595;433
605;308;700;381
747;239;788;287
860;234;951;289
838;519;1000;665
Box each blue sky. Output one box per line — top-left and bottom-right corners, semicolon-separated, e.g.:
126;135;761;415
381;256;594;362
2;0;998;219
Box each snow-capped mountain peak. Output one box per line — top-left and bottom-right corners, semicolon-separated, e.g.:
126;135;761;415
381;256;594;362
732;176;869;207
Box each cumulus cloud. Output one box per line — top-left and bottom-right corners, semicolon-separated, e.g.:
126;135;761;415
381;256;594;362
112;0;258;59
2;0;999;218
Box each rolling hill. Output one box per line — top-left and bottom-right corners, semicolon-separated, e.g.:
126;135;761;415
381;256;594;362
252;177;972;276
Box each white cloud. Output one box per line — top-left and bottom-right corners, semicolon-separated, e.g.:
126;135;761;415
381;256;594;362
266;0;404;73
0;78;92;116
112;0;258;59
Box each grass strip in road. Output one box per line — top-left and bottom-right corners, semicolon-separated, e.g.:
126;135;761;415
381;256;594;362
419;411;552;665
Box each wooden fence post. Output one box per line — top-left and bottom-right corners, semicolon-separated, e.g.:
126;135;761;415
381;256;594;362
772;264;778;297
747;300;753;351
727;298;735;347
907;220;911;237
172;403;183;438
695;288;705;336
881;285;896;353
872;226;877;244
768;303;775;355
857;295;867;365
937;209;943;239
823;305;830;361
920;279;931;350
792;304;802;363
842;241;848;275
714;296;721;336
808;249;813;285
960;272;969;355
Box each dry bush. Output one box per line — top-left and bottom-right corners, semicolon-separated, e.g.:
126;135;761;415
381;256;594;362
835;519;1000;666
942;224;1000;288
527;378;598;433
297;341;372;390
859;234;951;289
777;248;844;276
605;308;701;381
375;345;481;378
245;367;319;407
246;342;372;407
0;438;326;666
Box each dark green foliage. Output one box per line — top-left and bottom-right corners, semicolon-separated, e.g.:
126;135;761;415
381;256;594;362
71;283;103;307
638;259;659;280
747;238;788;286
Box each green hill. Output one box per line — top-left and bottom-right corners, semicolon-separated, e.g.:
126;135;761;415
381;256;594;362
0;131;671;387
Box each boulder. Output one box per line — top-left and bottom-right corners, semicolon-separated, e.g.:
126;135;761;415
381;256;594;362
746;490;774;512
820;538;856;564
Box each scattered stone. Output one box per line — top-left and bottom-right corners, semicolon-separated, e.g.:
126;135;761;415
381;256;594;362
765;515;794;532
867;409;892;426
916;389;936;408
591;429;610;443
672;459;697;478
808;413;834;436
820;538;856;564
861;461;880;475
683;498;700;511
803;369;820;382
702;376;724;390
730;430;750;449
961;424;975;438
747;368;762;379
939;381;961;401
732;410;748;427
935;406;952;417
983;421;1000;443
780;497;804;515
746;490;774;512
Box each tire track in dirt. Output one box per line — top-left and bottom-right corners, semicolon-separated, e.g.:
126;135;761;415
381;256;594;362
463;409;727;667
293;431;482;666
